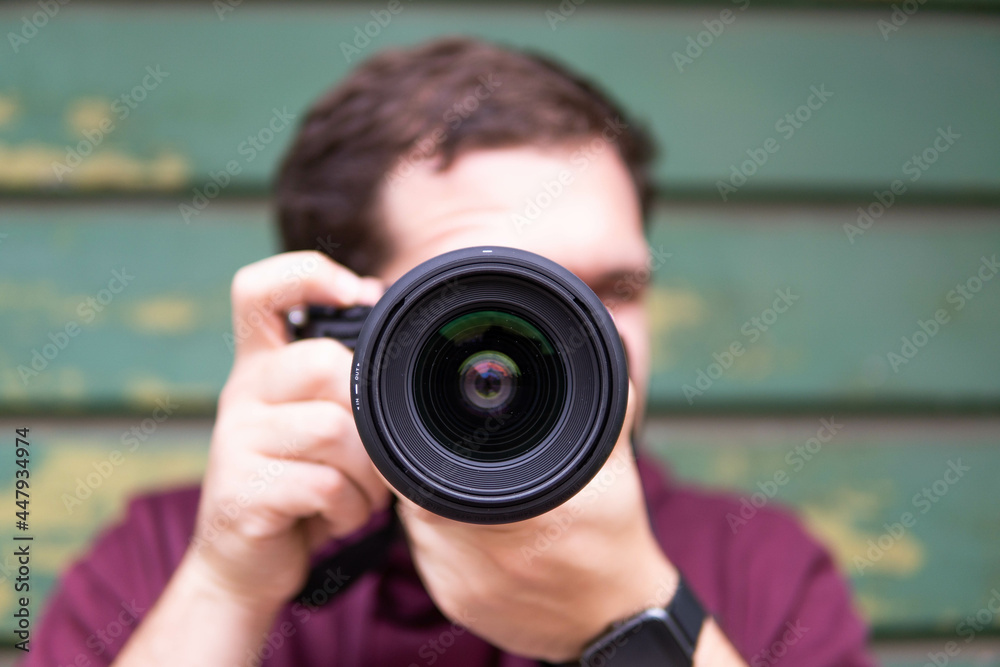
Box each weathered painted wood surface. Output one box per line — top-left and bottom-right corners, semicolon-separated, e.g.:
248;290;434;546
0;7;997;198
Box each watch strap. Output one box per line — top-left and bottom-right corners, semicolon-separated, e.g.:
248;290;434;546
572;576;705;667
664;576;703;657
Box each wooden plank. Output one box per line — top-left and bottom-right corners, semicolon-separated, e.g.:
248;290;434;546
643;416;1000;637
0;204;273;414
0;6;997;198
645;204;1000;411
0;419;209;643
1;642;996;665
2;203;999;414
876;641;1000;666
0;417;996;640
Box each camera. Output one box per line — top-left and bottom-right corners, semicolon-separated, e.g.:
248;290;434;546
290;246;628;524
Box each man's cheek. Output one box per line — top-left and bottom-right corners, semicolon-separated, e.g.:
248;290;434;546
612;306;650;389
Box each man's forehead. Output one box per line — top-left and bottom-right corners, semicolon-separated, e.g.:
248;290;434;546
376;144;648;284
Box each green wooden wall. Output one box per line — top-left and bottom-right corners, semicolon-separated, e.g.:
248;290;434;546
1;7;998;199
3;206;999;414
0;2;998;663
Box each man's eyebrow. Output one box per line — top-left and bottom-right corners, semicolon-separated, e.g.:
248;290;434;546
588;268;650;293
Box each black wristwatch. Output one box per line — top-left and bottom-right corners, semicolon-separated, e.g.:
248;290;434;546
574;577;705;667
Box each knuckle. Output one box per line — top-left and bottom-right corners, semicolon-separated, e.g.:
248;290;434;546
310;403;345;442
230;265;262;304
309;338;344;370
236;511;281;541
209;414;245;456
314;469;346;500
218;372;252;407
336;511;370;537
299;339;350;385
302;249;328;266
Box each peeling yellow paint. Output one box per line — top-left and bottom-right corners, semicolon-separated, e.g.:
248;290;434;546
54;366;87;399
712;449;751;487
0;441;207;616
71;151;189;189
0;142;190;189
124;376;218;411
855;592;889;623
0;365;87;400
0;95;19;128
145;152;189;187
128;297;198;334
801;491;925;578
0;142;63;187
67;97;114;136
729;345;775;381
123;376;174;408
0;368;30;400
647;288;705;368
0;281;97;322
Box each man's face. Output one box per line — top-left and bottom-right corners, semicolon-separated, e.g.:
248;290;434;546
374;142;653;412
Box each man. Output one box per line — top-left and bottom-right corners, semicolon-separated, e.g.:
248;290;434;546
31;38;875;666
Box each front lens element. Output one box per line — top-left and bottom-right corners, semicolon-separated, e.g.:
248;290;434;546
459;350;519;414
413;309;566;462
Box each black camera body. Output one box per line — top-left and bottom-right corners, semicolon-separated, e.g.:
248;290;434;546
291;246;628;524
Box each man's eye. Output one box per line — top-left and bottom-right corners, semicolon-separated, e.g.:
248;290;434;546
615;278;647;300
590;281;641;308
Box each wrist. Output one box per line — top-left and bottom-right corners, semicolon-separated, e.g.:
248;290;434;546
178;549;289;620
577;575;706;667
554;545;679;662
597;547;679;631
114;549;287;665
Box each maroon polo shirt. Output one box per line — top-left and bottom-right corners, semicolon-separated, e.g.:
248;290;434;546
28;457;876;666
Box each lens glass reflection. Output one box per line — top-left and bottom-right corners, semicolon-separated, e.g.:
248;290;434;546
413;310;565;461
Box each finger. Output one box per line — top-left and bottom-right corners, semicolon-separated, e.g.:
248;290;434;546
240;458;374;539
229;251;379;358
249;401;391;511
357;276;385;305
253;337;354;406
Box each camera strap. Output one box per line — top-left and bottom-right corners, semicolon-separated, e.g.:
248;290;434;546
293;504;400;607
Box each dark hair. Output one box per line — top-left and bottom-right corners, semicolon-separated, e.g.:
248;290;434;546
275;37;657;276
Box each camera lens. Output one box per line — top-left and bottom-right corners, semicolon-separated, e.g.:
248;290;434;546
351;246;628;524
413;310;565;462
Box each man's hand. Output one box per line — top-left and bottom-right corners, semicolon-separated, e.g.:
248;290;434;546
114;251;390;666
191;251;391;606
395;384;680;663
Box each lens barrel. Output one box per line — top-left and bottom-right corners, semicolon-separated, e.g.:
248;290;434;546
351;246;628;524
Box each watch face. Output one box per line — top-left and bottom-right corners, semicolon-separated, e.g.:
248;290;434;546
581;580;704;667
582;611;691;667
